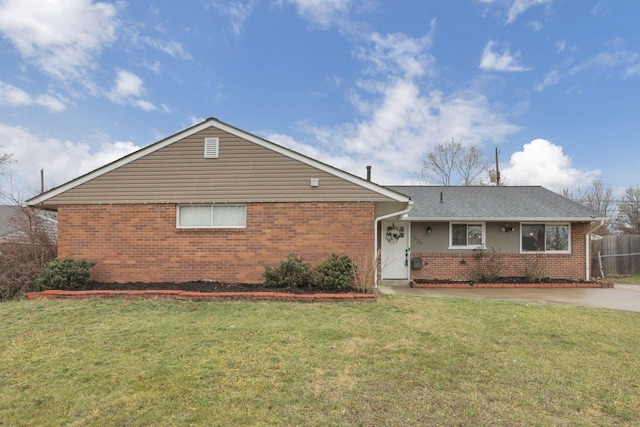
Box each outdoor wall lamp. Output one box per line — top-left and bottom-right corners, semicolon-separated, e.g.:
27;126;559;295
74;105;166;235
501;224;514;232
426;226;432;235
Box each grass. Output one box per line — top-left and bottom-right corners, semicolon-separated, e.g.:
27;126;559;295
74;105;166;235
609;274;640;284
1;296;639;426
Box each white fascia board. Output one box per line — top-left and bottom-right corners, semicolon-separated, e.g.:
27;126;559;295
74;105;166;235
407;216;608;222
28;118;410;206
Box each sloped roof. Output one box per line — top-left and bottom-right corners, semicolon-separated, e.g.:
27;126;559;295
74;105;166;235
27;118;409;208
387;186;607;221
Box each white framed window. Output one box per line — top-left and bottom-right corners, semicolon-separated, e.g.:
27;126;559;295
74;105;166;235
204;137;219;158
449;222;485;249
177;205;246;228
521;223;570;253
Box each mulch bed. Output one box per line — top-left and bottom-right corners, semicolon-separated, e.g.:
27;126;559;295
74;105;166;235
85;281;367;294
26;281;376;302
413;277;611;288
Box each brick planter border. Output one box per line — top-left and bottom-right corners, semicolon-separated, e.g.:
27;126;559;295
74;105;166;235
413;281;614;289
25;289;377;302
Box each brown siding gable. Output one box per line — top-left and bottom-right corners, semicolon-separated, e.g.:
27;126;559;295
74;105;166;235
28;118;410;208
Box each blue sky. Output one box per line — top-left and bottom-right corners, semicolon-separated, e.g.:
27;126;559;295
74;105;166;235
1;0;639;198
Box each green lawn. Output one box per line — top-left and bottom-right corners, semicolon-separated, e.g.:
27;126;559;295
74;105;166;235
610;274;640;284
1;296;639;426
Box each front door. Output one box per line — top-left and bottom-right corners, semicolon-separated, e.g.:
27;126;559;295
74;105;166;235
381;221;409;280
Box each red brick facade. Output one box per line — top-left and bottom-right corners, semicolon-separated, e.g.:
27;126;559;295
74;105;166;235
58;202;375;284
409;222;591;282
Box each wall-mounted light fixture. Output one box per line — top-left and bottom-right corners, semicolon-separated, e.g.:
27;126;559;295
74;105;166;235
426;226;432;235
500;224;514;232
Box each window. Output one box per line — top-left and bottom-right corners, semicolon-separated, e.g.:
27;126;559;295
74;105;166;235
450;223;485;248
521;223;570;252
177;205;246;228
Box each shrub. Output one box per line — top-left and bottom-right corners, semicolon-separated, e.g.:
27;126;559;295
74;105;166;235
0;242;53;300
0;206;57;300
36;258;97;291
314;253;356;292
524;253;547;282
264;254;316;289
471;248;505;283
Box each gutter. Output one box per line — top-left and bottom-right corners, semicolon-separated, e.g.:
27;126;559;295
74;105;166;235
586;220;606;280
373;201;413;288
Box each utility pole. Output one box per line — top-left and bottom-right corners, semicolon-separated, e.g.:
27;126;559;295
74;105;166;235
494;147;501;186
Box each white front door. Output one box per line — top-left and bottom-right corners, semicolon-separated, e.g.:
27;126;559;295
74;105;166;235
381;221;410;280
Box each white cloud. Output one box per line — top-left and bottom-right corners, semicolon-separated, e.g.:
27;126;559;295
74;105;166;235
480;41;530;72
140;36;192;60
501;139;600;191
569;50;640;75
221;1;257;36
0;81;66;112
281;0;351;28
358;25;436;79
506;0;552;24
0;0;119;80
258;25;522;184
0;123;140;196
537;49;640;91
527;19;543;31
107;69;156;111
536;69;560;91
590;0;608;16
109;69;144;99
625;64;640;78
134;100;157;111
555;39;566;53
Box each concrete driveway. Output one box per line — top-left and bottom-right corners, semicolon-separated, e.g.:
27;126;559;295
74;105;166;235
378;283;640;313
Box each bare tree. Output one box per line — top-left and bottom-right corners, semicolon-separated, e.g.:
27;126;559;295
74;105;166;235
615;186;640;234
563;179;615;234
0;198;57;299
458;146;490;186
420;139;489;186
0;153;12;199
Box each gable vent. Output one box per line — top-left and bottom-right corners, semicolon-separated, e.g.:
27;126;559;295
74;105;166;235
204;137;219;158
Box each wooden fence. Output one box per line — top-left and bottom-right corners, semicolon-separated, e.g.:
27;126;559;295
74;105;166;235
592;235;640;277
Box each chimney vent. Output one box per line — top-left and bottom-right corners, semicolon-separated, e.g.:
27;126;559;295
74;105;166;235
366;165;371;181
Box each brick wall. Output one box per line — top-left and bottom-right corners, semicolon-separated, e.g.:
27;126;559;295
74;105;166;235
410;222;591;281
58;202;375;284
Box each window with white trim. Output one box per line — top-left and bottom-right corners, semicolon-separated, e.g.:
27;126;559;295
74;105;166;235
177;205;246;228
449;223;485;248
521;223;570;253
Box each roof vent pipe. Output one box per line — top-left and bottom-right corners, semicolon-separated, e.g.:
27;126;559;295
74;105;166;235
366;165;371;181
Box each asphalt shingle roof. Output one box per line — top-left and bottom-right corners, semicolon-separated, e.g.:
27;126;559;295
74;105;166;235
386;186;607;221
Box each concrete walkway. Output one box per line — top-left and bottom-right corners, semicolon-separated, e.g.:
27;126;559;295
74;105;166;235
378;283;640;313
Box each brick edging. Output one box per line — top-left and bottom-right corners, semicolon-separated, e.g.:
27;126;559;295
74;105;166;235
413;282;614;289
25;289;377;302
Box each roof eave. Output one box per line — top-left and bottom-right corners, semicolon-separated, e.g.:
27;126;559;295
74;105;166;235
404;216;608;222
27;118;410;207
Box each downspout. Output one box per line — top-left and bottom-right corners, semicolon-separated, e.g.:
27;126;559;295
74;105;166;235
374;201;413;288
586;220;606;280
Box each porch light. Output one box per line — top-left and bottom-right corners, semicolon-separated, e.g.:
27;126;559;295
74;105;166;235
426;226;432;235
501;224;514;232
